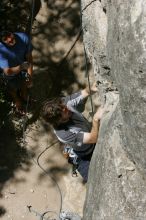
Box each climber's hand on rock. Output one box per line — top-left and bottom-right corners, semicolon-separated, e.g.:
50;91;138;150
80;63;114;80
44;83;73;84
94;106;105;121
85;82;98;95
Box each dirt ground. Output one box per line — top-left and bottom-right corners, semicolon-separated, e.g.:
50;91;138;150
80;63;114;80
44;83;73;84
0;120;86;220
0;1;96;219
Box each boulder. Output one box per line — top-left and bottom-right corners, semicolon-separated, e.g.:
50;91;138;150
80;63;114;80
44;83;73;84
81;0;146;219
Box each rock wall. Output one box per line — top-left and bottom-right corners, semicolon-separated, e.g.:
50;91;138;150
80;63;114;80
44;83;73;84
81;0;146;219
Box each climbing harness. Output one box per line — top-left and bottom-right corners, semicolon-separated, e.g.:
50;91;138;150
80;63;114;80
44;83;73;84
63;146;78;165
63;145;79;177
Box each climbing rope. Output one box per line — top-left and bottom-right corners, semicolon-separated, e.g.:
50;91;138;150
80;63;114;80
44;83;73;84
58;1;95;117
23;128;62;220
24;138;63;220
22;0;62;219
36;141;63;215
23;108;63;220
82;0;97;12
83;44;94;117
80;2;95;117
59;29;82;67
22;1;99;220
27;205;58;220
22;0;35;142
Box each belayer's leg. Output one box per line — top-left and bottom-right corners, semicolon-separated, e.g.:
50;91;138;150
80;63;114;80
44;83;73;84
20;81;29;103
8;88;23;110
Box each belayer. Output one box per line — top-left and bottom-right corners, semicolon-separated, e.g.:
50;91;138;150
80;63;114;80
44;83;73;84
41;83;105;182
0;30;33;115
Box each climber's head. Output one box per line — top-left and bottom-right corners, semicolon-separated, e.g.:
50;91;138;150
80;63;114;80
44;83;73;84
41;98;71;127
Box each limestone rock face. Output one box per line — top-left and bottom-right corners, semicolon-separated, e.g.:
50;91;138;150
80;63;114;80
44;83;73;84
81;0;146;219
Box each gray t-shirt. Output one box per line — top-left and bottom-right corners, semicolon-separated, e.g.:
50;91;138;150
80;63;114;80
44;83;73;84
54;92;95;156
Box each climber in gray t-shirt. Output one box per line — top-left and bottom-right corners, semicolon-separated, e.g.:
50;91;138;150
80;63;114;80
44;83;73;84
41;83;104;182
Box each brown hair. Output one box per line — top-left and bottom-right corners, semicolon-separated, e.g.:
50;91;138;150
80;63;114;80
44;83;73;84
41;98;64;127
0;31;12;42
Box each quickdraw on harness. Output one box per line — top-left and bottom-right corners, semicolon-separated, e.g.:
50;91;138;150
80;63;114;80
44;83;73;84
63;145;79;177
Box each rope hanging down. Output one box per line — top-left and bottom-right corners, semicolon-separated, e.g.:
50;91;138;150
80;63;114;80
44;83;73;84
82;0;97;12
22;0;35;118
59;1;95;117
80;2;94;117
22;1;63;219
23;1;99;219
83;44;94;116
22;0;35;144
36;141;63;215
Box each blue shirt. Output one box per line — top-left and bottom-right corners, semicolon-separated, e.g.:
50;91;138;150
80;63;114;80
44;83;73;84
0;32;33;70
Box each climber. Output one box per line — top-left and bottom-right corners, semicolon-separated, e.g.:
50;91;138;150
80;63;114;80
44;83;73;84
0;30;33;115
41;83;105;182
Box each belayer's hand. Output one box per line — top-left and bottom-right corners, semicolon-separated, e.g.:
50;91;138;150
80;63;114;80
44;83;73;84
20;62;30;70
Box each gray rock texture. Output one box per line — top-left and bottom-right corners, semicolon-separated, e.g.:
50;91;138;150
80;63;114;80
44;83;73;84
81;0;146;219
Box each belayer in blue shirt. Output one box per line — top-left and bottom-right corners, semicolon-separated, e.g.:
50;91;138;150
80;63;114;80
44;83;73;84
0;31;33;115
